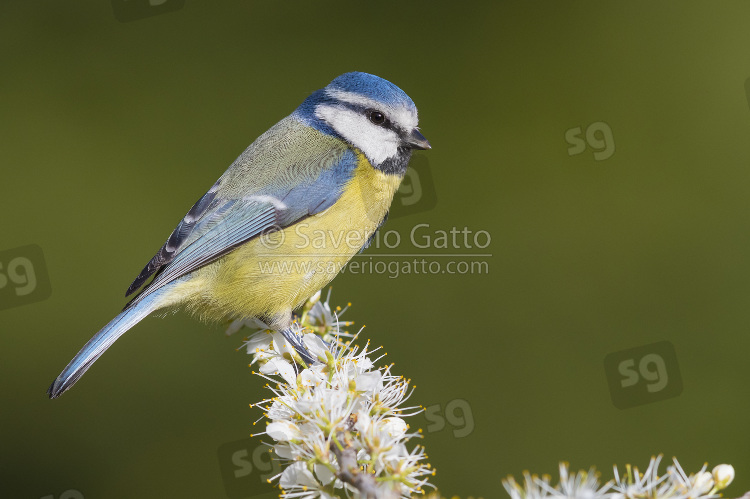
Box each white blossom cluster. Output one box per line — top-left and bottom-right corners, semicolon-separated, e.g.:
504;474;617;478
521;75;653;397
227;290;435;499
503;456;737;499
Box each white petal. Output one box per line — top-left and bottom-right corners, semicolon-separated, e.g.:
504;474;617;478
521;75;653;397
299;422;322;438
315;463;336;485
308;289;322;306
308;301;326;321
302;334;330;361
382;442;409;460
355;371;382;393
293;399;315;414
280;462;320;489
381;417;408;438
321;389;348;413
259;357;297;386
252;350;274;363
271;331;295;357
355;410;372;433
374;485;401;499
274;443;294;459
692;471;714;495
266;421;300;442
300;368;326;387
244;331;272;354
357;357;374;371
224;318;245;336
267;400;293;420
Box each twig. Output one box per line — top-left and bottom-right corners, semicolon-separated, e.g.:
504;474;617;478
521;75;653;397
330;431;378;499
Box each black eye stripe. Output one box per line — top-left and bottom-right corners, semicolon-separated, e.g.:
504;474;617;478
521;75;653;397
334;101;397;130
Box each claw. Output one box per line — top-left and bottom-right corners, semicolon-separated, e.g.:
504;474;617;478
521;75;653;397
280;328;317;366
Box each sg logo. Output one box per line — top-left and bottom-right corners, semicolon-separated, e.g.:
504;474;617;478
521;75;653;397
0;245;51;311
217;438;281;499
40;491;83;499
422;398;475;438
565;121;615;161
111;0;186;22
604;341;682;409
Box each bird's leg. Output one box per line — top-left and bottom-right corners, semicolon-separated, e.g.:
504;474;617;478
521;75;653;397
279;326;317;366
264;310;319;367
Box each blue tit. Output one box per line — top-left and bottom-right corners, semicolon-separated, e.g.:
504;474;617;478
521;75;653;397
48;71;430;398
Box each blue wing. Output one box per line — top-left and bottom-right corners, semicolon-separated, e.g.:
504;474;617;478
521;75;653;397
126;121;358;304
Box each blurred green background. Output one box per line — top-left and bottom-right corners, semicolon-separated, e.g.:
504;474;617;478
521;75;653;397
3;1;750;498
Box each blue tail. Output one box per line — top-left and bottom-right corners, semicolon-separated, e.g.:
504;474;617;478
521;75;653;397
47;288;169;399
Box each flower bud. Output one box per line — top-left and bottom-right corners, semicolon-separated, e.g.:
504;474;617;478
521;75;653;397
712;464;735;490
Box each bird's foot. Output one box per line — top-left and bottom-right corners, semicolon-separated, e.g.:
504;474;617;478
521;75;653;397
280;327;317;367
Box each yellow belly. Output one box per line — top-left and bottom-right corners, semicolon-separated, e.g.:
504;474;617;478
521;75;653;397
176;153;402;322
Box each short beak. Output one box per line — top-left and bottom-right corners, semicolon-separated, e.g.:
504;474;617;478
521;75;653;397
406;129;431;150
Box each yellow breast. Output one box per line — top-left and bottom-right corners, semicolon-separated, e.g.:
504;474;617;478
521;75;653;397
178;152;402;321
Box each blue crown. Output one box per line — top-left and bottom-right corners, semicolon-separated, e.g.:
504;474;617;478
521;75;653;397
326;72;416;112
293;72;416;137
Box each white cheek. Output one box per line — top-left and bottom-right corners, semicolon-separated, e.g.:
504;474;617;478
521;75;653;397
316;105;400;165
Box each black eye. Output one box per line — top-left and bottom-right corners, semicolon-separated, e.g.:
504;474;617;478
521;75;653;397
368;110;386;126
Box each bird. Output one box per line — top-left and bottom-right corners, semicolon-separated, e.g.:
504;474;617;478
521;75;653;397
47;71;430;399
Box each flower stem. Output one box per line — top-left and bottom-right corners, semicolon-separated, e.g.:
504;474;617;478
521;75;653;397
329;430;378;499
